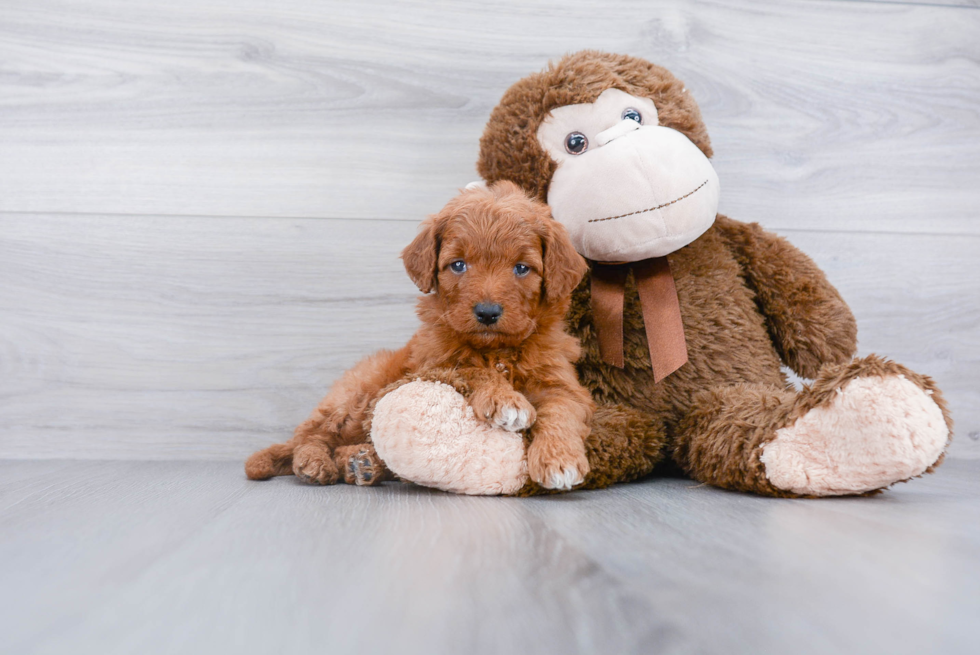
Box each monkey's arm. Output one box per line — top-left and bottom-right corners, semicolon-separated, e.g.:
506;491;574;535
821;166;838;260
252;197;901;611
714;215;857;379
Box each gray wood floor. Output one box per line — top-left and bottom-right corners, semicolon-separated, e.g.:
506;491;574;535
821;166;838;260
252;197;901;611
1;2;979;653
1;459;978;655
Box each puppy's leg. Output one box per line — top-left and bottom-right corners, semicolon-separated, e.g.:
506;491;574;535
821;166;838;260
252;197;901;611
243;347;411;484
524;376;594;491
245;442;295;480
291;347;411;485
526;403;591;491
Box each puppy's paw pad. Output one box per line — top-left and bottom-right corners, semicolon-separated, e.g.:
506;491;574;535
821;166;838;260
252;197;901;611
347;449;382;486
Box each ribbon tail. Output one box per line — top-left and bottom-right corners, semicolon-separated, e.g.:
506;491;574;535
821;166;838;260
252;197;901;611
590;264;629;368
635;257;688;382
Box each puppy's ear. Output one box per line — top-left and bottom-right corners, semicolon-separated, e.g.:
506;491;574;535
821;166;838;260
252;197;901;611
401;212;448;293
539;210;587;303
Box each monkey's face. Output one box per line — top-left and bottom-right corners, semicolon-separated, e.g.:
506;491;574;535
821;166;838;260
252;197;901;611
537;88;719;262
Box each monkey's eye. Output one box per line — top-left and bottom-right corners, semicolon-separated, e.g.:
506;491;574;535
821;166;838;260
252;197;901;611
450;260;467;274
514;263;530;277
564;132;588;155
622;107;642;123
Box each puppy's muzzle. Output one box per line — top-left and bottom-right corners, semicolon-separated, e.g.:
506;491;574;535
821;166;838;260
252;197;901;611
473;303;503;326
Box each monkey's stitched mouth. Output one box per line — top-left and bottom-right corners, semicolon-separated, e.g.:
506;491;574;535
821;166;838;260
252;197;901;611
587;179;710;224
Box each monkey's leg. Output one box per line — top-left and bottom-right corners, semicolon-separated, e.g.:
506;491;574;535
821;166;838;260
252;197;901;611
583;404;669;488
672;355;952;497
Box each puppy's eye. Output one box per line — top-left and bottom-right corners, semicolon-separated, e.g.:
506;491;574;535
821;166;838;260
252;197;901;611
622;107;642;123
564;132;588;155
514;263;530;277
449;260;467;274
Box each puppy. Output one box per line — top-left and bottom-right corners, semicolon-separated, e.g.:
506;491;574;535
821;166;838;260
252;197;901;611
245;181;593;491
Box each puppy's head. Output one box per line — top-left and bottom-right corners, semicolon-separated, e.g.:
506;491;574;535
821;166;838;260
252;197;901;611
402;180;586;348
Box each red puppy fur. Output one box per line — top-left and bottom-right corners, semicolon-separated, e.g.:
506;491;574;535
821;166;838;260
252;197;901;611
245;181;594;490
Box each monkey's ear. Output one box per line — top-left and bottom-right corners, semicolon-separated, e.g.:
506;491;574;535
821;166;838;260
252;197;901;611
540;213;587;303
401;214;446;293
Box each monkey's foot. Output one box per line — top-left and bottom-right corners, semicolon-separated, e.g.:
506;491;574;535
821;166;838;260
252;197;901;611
761;367;949;496
371;380;528;495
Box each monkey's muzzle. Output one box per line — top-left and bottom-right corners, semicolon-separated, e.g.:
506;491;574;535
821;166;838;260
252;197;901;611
547;124;720;263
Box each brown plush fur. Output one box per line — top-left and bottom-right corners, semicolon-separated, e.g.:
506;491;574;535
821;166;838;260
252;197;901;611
246;181;595;489
475;51;953;496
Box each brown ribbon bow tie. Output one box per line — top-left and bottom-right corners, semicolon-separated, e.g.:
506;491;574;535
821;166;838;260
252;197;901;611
590;257;688;382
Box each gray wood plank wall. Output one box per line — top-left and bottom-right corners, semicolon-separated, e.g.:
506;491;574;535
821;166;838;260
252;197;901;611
2;0;978;460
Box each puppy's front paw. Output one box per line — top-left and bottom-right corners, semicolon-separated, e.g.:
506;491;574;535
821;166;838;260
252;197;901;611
495;399;535;432
469;389;536;433
527;438;589;491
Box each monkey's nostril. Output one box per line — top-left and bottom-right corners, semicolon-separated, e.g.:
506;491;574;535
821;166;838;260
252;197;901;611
595;118;641;147
473;303;503;325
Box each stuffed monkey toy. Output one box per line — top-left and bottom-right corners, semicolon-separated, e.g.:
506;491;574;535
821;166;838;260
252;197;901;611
368;51;953;497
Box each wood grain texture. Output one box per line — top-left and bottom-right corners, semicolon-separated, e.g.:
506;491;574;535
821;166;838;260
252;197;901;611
1;459;978;655
0;213;421;459
0;0;977;233
838;0;980;8
1;213;976;460
0;1;977;461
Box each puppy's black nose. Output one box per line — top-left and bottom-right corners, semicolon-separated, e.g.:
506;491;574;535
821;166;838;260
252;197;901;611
473;303;503;325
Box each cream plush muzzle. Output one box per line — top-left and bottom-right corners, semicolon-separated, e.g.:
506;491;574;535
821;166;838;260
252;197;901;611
537;88;719;262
